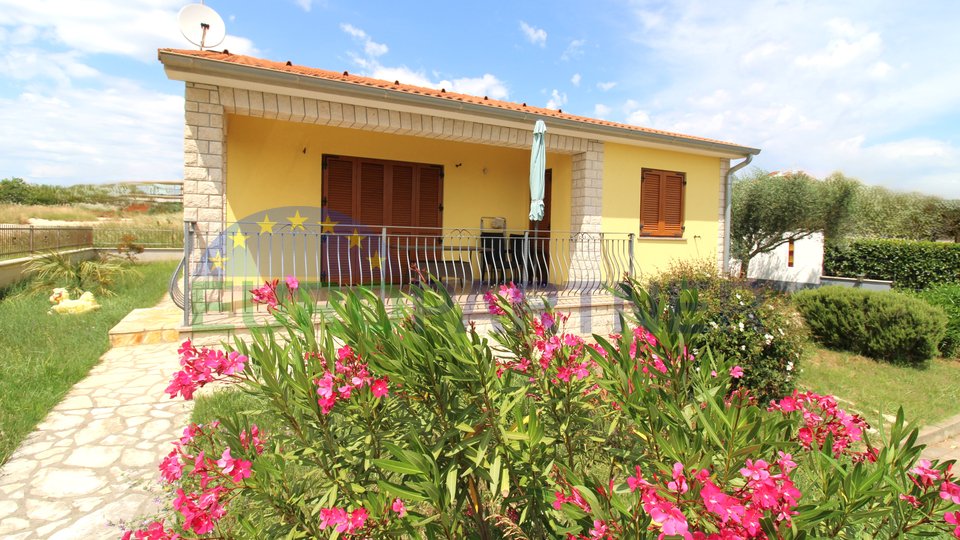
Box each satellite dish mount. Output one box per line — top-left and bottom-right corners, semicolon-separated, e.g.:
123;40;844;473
178;2;226;50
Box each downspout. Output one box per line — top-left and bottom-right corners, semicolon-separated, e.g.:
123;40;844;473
723;154;754;275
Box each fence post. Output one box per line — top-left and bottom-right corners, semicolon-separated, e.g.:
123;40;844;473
628;233;635;278
379;227;387;300
183;221;195;328
29;226;35;253
522;231;530;288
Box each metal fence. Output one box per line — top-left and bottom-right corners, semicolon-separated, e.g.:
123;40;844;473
176;221;636;324
0;225;94;259
92;227;183;249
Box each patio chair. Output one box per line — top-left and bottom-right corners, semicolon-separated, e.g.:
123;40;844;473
480;232;509;285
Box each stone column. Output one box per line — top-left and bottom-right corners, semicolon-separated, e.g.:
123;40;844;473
569;140;604;285
182;82;227;317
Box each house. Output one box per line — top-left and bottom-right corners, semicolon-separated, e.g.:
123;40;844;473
738;233;824;291
158;48;760;334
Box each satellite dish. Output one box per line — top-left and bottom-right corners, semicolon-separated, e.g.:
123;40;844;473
178;3;226;50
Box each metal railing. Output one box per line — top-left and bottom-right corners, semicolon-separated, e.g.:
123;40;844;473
0;225;94;259
178;221;636;324
93;227;183;249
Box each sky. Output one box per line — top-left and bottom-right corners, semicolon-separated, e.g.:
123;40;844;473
1;0;959;197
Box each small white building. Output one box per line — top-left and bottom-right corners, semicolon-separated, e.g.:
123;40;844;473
737;232;824;289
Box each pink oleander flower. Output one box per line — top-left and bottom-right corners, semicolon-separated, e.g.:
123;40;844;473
899;493;921;508
700;480;746;524
499;282;524;305
165;342;248;401
910;459;942;488
729;365;744;379
216;447;252;483
121;519;180;540
740;459;771;482
371;378;389;398
239;425;265;455
554;488;591;512
945;511;960;538
392;498;407;517
319;506;368;534
250;279;280;311
644;499;690;539
768;390;871;460
173;487;227;535
159;450;183;483
484;290;506;315
285;275;299;291
668;462;689;494
942;481;960;505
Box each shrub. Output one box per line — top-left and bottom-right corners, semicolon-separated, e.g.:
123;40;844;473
22;251;139;297
794;286;948;364
915;283;960;358
646;260;807;401
124;277;960;539
825;239;960;290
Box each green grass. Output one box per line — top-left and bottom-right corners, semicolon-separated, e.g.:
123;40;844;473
0;260;178;465
799;345;960;428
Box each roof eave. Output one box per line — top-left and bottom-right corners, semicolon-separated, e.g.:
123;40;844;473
158;50;761;158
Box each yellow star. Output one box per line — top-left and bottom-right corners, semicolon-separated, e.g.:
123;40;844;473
230;231;248;249
209;252;228;270
368;252;382;270
257;214;276;234
349;229;363;249
288;210;307;231
319;215;339;234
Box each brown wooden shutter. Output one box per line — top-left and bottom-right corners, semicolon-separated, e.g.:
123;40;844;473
663;172;685;237
324;157;355;222
640;168;685;237
640;170;661;233
417;165;443;230
358;161;385;226
390;164;415;229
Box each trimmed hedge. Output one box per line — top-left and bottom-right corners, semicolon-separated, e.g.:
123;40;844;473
793;286;947;364
824;239;960;290
915;284;960;358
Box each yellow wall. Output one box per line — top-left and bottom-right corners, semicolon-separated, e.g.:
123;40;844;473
602;143;722;276
225;115;570;233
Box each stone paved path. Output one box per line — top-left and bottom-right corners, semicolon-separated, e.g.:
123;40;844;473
0;342;191;540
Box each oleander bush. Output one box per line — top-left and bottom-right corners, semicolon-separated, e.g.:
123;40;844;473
825;239;960;290
914;283;960;358
794;286;948;364
646;260;807;402
125;277;960;539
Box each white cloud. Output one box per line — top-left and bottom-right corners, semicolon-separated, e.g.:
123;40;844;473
0;0;257;60
561;39;585;60
597;81;617;91
0;85;183;182
593;103;612;118
343;25;509;100
571;73;581;87
619;0;960;196
341;23;388;57
0;0;260;184
295;0;312;11
519;21;547;47
545;89;567;110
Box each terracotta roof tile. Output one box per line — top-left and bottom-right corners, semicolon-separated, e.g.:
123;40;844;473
159;48;755;152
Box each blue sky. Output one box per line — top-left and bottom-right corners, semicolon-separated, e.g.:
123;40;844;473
1;0;959;196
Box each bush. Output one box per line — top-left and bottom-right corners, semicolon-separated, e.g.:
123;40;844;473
825;239;960;290
794;286;948;364
646;260;807;401
123;277;960;539
915;283;960;358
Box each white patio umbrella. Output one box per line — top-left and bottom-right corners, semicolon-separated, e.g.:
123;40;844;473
528;120;547;224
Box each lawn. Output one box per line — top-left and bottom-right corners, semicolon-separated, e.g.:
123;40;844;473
799;345;960;428
0;259;178;465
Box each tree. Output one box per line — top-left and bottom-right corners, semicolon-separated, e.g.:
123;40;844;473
731;169;856;276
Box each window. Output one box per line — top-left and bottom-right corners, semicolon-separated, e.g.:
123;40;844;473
787;239;795;268
640;168;686;237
